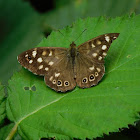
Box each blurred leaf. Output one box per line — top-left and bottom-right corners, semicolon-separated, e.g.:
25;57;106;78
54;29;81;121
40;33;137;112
54;0;72;8
0;0;43;84
6;15;140;139
43;0;139;29
135;0;140;14
0;83;6;126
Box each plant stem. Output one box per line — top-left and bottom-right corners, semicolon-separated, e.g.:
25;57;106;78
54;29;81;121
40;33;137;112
6;123;18;140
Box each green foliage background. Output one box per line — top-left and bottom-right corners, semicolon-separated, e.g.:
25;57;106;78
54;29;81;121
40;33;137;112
0;0;140;140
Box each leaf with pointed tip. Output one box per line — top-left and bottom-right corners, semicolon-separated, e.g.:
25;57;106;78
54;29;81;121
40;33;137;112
7;15;140;139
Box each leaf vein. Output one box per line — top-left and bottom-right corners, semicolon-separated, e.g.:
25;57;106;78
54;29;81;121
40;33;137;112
17;95;67;124
107;54;140;74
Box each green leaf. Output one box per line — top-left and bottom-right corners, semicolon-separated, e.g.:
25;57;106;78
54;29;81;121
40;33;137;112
0;0;43;84
7;15;140;139
0;123;23;140
0;83;6;126
0;124;14;140
43;0;139;29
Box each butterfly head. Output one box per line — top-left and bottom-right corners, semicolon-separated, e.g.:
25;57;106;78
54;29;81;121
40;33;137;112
70;41;76;48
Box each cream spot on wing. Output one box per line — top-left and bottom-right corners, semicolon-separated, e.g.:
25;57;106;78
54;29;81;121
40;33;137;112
25;54;28;57
92;53;98;57
102;45;107;50
32;50;37;58
49;76;53;81
29;60;33;64
91;43;95;48
113;36;117;39
42;51;47;56
52;80;56;84
37;57;43;63
96;68;101;72
55;56;59;59
48;61;54;66
96;40;101;45
39;65;43;69
103;52;107;56
89;66;95;71
98;56;102;60
95;72;99;77
45;67;49;71
49;51;52;56
105;36;110;42
55;72;60;77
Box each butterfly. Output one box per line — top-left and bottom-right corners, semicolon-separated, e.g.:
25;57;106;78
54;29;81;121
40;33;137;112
17;33;120;92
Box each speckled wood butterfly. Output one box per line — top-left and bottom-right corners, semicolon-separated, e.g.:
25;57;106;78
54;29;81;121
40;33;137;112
18;33;119;92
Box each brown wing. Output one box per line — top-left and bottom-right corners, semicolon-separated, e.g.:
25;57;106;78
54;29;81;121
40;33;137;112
18;47;76;92
77;33;120;63
75;33;119;88
75;54;105;88
18;47;67;76
44;54;76;92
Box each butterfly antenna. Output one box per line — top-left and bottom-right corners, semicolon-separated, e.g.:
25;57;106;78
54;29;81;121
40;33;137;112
74;29;87;42
58;30;71;43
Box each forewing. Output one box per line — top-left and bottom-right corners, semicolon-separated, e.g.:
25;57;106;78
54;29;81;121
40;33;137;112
76;33;119;88
78;33;120;63
18;47;67;76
